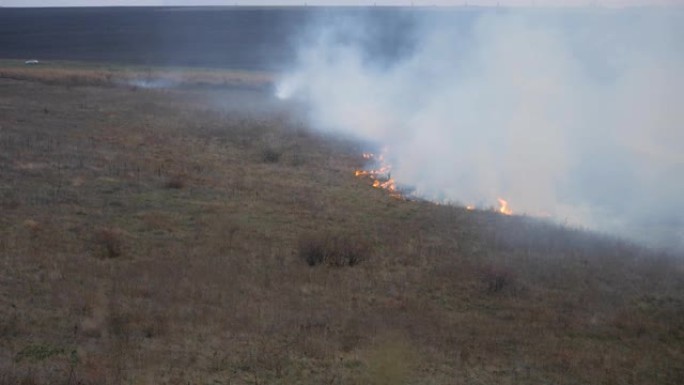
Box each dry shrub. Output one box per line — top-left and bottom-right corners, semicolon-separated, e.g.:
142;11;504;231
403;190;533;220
164;174;186;189
14;344;65;363
140;313;168;339
298;232;370;267
479;264;515;293
93;227;124;259
261;146;282;163
22;219;42;239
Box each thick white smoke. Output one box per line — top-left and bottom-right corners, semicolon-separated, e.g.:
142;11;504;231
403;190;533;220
277;8;684;253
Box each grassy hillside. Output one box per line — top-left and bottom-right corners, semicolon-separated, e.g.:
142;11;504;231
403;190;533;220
1;65;683;385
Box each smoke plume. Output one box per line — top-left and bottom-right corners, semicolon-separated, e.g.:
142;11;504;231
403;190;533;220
276;7;684;253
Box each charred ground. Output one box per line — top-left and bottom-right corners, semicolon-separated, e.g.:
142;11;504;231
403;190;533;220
1;63;683;384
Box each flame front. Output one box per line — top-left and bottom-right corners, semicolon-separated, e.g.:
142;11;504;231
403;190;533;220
355;151;514;211
355;150;400;198
497;198;513;215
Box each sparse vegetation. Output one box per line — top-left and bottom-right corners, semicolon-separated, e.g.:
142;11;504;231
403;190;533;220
0;64;682;385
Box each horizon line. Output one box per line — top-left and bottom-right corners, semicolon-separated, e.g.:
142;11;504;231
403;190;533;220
1;4;681;8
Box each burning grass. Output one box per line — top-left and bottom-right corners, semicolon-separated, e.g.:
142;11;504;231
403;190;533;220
354;150;516;214
354;150;401;199
0;66;682;385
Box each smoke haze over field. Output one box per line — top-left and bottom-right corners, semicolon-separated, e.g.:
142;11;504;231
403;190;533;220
277;8;684;253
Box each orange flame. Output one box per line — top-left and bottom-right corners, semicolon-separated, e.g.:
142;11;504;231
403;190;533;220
497;198;513;215
356;151;513;208
355;150;401;199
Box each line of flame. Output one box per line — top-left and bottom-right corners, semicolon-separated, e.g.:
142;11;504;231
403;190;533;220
354;151;400;199
355;152;514;211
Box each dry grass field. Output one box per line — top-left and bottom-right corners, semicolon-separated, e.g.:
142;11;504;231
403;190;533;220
0;60;273;90
1;64;683;385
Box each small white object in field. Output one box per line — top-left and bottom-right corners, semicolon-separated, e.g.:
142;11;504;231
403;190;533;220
24;59;40;65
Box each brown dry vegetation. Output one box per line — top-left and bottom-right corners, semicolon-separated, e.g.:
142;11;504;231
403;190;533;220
0;59;272;90
0;65;683;385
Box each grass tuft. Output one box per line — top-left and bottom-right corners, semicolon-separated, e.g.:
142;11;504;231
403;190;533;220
93;227;124;259
261;146;282;163
480;264;516;293
164;174;186;189
298;232;371;267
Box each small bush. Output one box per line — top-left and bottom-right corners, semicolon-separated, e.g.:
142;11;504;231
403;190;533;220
15;344;64;363
289;151;305;167
480;264;515;293
299;236;326;266
298;232;370;267
261;147;282;163
164;175;186;189
22;219;42;239
93;227;124;259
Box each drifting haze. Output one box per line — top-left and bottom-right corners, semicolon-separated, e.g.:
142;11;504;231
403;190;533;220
276;8;684;253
